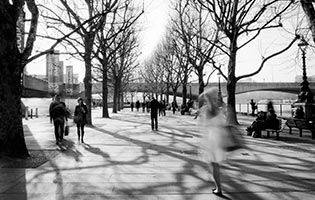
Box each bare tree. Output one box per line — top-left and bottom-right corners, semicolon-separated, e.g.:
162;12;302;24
171;0;223;97
41;0;119;124
0;0;116;157
169;0;195;106
154;33;183;103
93;1;143;117
197;0;298;124
140;60;165;99
109;27;140;113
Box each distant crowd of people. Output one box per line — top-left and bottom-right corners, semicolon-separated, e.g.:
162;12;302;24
129;99;195;116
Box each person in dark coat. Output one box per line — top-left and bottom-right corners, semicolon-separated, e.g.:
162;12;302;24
171;101;178;114
150;97;159;130
74;97;88;143
49;95;68;144
135;100;140;111
246;109;278;138
294;106;304;119
250;99;257;116
142;102;146;112
130;102;134;112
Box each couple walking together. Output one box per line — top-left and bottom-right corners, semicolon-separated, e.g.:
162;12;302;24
49;95;88;144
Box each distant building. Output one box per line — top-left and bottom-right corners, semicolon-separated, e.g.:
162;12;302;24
27;55;83;95
65;65;73;84
73;74;79;84
46;50;63;93
59;61;64;83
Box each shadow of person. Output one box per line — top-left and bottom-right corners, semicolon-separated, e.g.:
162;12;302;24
57;139;82;161
82;143;110;159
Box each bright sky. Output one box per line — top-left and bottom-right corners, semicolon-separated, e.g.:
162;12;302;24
26;0;315;83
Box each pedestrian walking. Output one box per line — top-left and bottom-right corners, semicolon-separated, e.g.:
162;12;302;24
142;102;146;112
161;99;166;116
171;101;177;114
130;101;134;112
198;88;226;196
135;100;140;111
150;97;159;130
74;97;88;143
49;95;68;144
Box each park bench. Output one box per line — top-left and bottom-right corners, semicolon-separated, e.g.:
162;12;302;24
261;118;285;140
285;118;315;140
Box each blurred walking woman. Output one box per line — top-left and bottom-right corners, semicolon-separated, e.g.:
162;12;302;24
198;88;226;196
74;97;88;143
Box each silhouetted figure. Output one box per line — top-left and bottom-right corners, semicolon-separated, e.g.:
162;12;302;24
267;100;274;112
159;100;166;116
49;95;68;144
130;102;134;112
294;106;304;119
172;101;178;114
150;97;159;130
74;97;88;143
246;109;278;138
135;100;140;111
250;99;257;116
142;102;145;112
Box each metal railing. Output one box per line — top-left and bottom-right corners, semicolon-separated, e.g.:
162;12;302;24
236;103;293;117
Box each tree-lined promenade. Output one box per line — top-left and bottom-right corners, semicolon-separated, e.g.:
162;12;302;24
1;0;315;158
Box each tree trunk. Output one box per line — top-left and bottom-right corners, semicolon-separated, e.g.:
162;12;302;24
112;79;119;113
0;66;29;157
0;3;29;157
117;86;121;111
83;60;92;124
198;72;205;93
102;69;109;118
166;83;170;103
182;76;188;106
226;39;239;125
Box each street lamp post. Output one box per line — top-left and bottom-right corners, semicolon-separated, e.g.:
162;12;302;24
292;36;315;120
297;37;314;103
217;72;224;107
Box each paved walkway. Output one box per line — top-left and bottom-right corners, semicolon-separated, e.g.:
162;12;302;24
1;109;315;200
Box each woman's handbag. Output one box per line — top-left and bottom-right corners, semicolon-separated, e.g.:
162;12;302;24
65;121;70;136
73;115;81;124
73;112;84;124
223;125;245;152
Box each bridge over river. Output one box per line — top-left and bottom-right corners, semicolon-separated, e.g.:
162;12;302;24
127;82;315;99
23;75;315;98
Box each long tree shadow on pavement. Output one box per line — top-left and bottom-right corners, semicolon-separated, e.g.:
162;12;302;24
90;124;269;200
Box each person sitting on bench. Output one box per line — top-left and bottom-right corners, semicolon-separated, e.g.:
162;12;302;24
293;106;304;119
246;109;278;138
